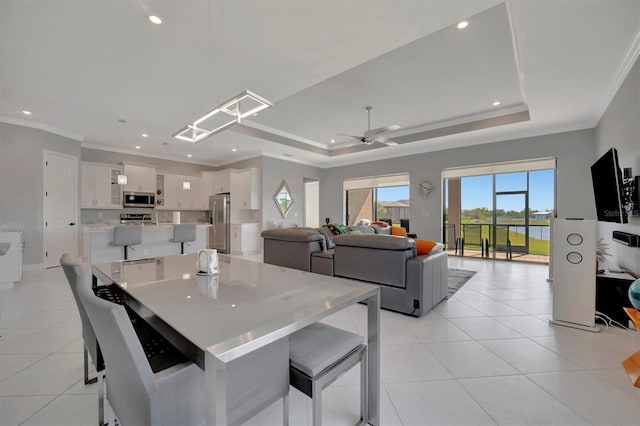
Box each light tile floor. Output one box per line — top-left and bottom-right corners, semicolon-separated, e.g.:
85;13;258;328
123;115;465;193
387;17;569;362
1;256;640;425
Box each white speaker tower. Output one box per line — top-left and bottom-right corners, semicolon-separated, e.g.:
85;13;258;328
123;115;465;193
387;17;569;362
550;218;600;332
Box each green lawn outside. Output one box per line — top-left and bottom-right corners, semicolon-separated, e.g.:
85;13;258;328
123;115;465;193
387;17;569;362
454;221;550;256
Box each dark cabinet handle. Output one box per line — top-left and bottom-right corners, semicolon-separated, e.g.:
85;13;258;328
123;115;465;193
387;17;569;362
69;222;76;226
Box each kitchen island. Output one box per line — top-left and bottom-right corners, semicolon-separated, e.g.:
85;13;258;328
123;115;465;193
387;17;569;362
82;223;210;264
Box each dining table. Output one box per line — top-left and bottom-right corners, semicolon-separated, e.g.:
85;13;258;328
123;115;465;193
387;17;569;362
91;253;380;425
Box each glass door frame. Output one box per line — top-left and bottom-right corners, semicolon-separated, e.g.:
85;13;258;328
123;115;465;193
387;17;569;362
492;187;530;255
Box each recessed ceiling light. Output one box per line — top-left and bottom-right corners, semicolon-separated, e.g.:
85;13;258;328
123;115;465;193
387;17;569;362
492;100;501;106
142;133;148;138
148;15;162;24
135;145;141;149
232;148;237;152
21;110;32;115
187;154;192;158
457;21;469;29
330;139;335;143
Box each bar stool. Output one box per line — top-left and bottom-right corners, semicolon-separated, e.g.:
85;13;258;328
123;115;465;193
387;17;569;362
289;322;367;426
170;224;196;254
109;225;142;260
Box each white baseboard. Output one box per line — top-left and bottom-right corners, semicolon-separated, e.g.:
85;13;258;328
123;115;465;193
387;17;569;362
23;263;44;272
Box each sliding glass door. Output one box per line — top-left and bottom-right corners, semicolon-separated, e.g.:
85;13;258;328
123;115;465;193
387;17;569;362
443;163;554;263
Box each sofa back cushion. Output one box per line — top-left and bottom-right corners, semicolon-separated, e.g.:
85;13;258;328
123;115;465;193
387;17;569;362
261;228;324;243
371;224;391;235
334;244;413;288
333;234;415;251
348;225;376;235
317;227;336;249
333;234;416;288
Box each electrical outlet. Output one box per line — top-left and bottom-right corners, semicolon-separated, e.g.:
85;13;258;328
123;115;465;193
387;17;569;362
413;299;420;309
98;212;102;217
143;249;149;256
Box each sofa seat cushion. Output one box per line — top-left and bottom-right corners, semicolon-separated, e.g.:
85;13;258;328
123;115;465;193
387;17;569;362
311;249;335;259
261;228;324;243
333;234;415;251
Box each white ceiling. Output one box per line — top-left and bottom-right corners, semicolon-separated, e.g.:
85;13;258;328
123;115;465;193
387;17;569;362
1;0;639;168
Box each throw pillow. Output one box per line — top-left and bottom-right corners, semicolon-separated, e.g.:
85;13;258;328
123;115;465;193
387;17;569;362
415;239;438;255
371;221;389;226
390;226;408;237
334;224;350;234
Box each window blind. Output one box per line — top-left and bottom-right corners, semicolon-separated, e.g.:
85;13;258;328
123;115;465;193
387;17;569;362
343;173;410;190
441;157;556;179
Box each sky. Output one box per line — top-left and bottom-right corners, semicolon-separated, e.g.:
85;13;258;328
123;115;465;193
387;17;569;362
377;186;410;201
459;170;555;211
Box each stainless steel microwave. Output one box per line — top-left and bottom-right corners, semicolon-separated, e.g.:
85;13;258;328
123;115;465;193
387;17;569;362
123;192;155;208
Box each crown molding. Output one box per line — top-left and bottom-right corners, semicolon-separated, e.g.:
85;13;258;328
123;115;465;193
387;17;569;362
597;28;640;120
80;143;219;168
0;116;85;142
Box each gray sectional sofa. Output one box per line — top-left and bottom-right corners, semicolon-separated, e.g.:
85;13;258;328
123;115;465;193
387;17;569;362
261;225;448;317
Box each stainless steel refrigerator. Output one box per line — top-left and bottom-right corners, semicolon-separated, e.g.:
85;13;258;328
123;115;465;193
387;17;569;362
209;193;230;253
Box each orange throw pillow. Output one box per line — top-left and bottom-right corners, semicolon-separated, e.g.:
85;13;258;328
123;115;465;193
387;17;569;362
390;226;408;237
415;239;437;255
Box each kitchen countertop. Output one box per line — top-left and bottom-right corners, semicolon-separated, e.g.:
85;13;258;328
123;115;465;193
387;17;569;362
83;223;211;230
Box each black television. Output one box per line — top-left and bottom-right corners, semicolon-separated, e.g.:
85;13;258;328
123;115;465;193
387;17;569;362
591;147;628;223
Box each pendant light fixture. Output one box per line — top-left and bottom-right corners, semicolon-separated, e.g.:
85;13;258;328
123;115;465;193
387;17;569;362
172;0;272;144
173;90;272;143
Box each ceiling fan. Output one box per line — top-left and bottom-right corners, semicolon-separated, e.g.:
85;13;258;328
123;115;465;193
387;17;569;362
334;106;400;147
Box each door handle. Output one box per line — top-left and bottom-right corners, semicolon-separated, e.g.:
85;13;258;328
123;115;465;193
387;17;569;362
69;222;76;226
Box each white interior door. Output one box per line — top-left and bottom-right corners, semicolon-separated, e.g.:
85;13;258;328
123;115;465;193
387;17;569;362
304;180;319;228
43;151;78;268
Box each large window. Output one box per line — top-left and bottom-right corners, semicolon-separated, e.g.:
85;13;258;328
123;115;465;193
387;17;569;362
344;174;410;226
443;158;555;262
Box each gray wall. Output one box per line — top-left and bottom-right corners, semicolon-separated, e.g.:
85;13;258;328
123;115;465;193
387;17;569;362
81;148;216;174
0;123;82;265
320;129;596;242
261;156;323;229
595;57;640;275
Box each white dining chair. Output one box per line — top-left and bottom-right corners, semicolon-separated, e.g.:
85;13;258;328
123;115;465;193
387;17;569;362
76;266;207;426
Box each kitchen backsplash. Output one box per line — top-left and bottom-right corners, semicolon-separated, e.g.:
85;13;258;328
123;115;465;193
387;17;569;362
81;209;210;224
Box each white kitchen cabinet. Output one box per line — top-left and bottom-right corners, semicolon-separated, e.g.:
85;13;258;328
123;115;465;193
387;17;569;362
160;174;206;210
123;165;156;193
230;223;260;255
230;168;260;210
215;170;231;193
80;163;122;209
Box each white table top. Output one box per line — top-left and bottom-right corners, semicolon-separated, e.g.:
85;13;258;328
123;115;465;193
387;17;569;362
92;254;379;362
